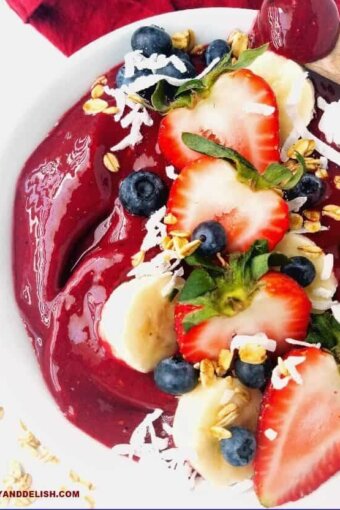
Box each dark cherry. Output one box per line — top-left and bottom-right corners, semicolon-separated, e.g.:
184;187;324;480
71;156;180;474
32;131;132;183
250;0;340;63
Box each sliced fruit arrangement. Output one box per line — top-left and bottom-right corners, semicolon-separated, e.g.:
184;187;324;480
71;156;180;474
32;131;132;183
99;275;180;373
173;376;262;485
248;51;315;144
158;68;280;172
276;232;337;311
174;242;311;362
254;348;340;507
167;157;289;253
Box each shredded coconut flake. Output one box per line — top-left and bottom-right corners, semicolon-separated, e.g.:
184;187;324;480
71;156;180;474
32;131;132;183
318;99;340;147
112;409;196;489
312;287;335;299
264;428;278;441
287;196;308;212
321;253;334;281
139;206;167;252
161;267;185;297
286;338;321;349
331;302;340;323
271;356;306;389
165;165;179;180
230;333;277;353
124;50;188;77
243;102;275;116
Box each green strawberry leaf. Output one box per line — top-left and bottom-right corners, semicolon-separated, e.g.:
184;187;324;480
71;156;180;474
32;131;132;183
251;252;290;280
185;253;225;274
179;268;216;302
182;305;219;332
228;44;269;70
182;132;305;191
305;312;340;362
175;79;207;98
151;81;170;113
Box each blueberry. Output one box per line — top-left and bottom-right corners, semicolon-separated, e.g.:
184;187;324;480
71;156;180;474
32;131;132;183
284;173;326;208
235;360;271;389
205;39;230;65
159;61;196;80
220;426;256;467
119;171;168;217
192;221;227;256
281;256;316;287
115;66;153;98
131;25;172;57
172;48;192;65
154;357;199;395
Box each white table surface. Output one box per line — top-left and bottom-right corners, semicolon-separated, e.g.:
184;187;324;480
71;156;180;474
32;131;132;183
0;4;99;508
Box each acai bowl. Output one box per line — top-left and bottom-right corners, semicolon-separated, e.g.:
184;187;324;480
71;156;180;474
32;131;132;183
1;3;340;508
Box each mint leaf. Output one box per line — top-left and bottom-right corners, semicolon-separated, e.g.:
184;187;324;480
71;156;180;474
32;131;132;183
251;252;289;280
179;268;216;302
175;79;206;98
183;305;219;332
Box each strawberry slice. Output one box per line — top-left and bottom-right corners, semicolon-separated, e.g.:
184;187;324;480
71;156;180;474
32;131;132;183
175;272;311;363
167;157;289;253
254;347;340;507
158;69;280;173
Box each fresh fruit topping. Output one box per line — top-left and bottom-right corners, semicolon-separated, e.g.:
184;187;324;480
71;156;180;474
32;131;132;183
171;48;192;64
175;243;311;362
284;173;326;209
281;256;316;287
248;51;315;144
119;171;168;217
116;66;152;89
235;359;271;389
158;68;280;172
98;275;178;373
254;348;340;507
205;39;231;65
192;221;227;257
131;25;172;57
154;356;199;395
220;426;256;467
173;377;262;485
166;156;289;253
276;233;337;312
159;61;196;80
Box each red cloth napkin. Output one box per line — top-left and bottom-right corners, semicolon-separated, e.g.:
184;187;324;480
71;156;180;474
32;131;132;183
6;0;264;55
5;0;340;56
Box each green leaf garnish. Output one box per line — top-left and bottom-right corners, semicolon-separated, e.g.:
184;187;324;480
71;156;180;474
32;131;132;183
152;44;269;113
185;253;225;274
175;79;207;98
182;306;219;332
251;252;289;281
179;268;216;302
305;312;340;362
182;133;305;191
151;81;170;113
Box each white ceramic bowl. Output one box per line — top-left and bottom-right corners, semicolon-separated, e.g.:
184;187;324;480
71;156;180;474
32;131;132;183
0;7;339;508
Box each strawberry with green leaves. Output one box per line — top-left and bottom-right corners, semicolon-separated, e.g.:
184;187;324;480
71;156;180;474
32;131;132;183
175;242;311;362
167;135;305;253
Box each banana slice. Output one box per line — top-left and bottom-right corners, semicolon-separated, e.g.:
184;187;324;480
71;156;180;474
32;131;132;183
248;51;315;144
276;232;337;312
99;275;179;373
173;377;262;486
